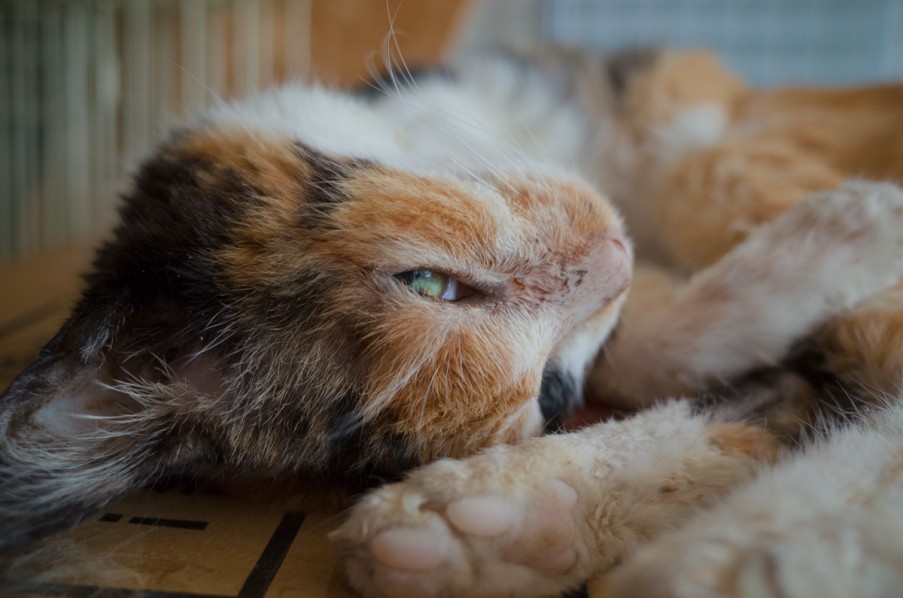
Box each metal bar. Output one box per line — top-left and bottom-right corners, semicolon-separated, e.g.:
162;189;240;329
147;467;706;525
180;0;208;112
41;1;64;246
63;0;91;240
0;4;13;260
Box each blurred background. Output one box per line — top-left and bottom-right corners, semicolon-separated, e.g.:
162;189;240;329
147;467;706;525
1;0;901;263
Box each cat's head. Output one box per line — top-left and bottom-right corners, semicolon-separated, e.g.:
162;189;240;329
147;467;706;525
0;88;631;548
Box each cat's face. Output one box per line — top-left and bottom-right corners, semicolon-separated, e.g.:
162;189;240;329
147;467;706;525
0;97;630;547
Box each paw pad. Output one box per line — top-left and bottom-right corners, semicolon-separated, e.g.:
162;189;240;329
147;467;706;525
371;527;449;571
446;495;515;537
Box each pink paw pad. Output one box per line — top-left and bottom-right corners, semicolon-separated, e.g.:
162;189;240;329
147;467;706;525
364;478;580;596
370;527;448;571
446;495;515;537
514;479;579;573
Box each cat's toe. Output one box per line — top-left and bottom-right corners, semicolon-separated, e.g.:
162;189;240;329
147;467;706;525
332;470;584;597
369;527;450;571
444;495;517;537
498;478;579;573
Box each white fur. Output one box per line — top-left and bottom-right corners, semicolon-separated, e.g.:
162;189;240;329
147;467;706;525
652;104;728;166
202;56;591;184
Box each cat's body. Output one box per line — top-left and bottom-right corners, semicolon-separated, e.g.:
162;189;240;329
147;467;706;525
3;47;903;597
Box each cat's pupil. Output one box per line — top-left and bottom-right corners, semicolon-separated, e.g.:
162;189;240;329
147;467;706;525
397;270;449;299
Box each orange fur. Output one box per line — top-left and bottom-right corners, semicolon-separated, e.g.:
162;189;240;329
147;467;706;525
621;51;748;136
708;424;779;463
621;53;903;269
319;171;501;269
808;282;903;396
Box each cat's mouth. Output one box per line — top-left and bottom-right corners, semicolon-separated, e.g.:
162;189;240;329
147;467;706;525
538;368;630;433
538;363;635;433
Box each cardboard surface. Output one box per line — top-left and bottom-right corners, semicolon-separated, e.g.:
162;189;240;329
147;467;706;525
6;491;350;598
0;247;351;598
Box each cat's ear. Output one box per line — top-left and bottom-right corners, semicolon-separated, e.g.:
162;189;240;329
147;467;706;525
0;295;216;549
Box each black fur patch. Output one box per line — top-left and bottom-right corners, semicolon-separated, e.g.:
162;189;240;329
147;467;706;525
295;142;354;207
782;338;846;391
539;366;580;433
295;142;379;227
690;368;793;417
689;354;866;445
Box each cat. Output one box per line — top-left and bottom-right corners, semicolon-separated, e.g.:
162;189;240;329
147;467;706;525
1;46;903;598
329;50;903;597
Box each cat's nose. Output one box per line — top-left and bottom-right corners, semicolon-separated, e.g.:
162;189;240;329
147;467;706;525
574;231;632;308
509;230;632;314
539;230;631;345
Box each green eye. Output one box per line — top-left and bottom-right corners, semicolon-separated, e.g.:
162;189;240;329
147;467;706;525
395;270;474;301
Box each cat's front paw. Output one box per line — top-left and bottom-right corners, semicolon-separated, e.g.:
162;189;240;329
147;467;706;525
331;442;590;598
748;180;903;309
331;404;775;597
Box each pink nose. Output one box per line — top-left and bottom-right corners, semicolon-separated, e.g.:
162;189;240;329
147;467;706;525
537;230;632;352
583;232;633;305
510;230;632;317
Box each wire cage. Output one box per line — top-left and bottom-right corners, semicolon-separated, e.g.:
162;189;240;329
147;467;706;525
0;0;470;262
541;0;903;87
0;0;318;262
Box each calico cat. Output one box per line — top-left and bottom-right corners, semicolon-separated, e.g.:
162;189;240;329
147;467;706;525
2;46;903;597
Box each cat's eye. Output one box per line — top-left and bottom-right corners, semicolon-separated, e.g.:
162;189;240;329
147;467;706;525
395;270;477;302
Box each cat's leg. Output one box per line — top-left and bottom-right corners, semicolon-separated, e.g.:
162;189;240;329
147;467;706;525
594;401;903;598
655;140;844;270
331;401;780;597
589;181;903;407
